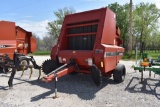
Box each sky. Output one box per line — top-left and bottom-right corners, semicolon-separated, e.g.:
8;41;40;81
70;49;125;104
0;0;160;38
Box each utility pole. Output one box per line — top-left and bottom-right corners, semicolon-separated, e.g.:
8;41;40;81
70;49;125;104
129;0;132;57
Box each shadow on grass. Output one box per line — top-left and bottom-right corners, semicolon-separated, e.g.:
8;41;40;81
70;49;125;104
125;77;160;100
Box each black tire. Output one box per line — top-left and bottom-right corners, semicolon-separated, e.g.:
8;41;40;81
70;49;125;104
113;63;126;83
69;72;78;75
90;64;102;86
42;59;58;74
17;59;29;71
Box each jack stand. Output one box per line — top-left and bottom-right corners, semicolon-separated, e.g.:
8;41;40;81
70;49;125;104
149;71;151;78
154;73;156;78
53;73;58;99
29;68;33;79
140;70;143;83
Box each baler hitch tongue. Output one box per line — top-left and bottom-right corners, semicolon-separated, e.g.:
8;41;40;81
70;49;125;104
41;59;76;99
42;59;76;82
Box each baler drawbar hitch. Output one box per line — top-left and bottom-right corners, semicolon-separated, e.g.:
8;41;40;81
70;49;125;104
42;59;76;98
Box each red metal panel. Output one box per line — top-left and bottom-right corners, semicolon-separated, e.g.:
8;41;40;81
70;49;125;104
58;50;92;67
0;21;16;40
64;9;105;24
51;45;58;61
104;47;117;72
30;37;37;53
101;8;116;45
66;22;99;28
116;47;125;63
0;40;16;59
16;27;26;40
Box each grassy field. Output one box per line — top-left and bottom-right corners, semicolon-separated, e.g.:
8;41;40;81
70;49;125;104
122;51;160;60
30;51;50;55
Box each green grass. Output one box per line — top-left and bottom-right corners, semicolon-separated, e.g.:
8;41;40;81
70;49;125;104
122;51;160;60
29;51;50;55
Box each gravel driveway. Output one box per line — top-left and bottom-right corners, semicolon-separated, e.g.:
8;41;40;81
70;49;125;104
0;56;160;107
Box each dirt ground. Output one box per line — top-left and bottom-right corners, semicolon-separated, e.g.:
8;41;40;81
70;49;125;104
0;56;160;107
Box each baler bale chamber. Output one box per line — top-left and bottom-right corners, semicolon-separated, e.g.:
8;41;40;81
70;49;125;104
42;8;126;86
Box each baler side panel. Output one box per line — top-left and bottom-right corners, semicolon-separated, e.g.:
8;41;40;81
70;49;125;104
30;37;37;53
51;45;58;61
0;40;16;59
101;8;116;45
116;47;124;63
0;21;16;59
16;27;26;54
0;21;16;40
104;47;117;72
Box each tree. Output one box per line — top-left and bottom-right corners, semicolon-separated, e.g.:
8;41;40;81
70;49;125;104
43;35;56;51
47;7;76;42
133;2;160;55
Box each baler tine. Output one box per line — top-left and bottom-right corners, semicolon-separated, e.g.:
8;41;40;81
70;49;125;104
42;59;76;98
19;56;41;79
8;52;41;89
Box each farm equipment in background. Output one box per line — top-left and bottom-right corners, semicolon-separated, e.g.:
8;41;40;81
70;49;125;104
0;21;41;80
134;53;160;82
41;8;126;97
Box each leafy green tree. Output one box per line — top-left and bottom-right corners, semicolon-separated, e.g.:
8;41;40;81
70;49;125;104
133;2;160;55
47;7;76;41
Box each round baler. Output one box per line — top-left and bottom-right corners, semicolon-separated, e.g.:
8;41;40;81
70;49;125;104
42;8;126;86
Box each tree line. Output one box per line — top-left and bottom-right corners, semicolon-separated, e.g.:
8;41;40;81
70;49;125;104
34;2;160;56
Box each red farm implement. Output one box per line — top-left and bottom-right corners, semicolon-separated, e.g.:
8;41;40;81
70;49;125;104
40;8;126;97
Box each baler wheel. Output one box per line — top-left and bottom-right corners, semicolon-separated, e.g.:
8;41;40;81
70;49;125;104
42;59;58;74
113;63;126;82
90;65;102;86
